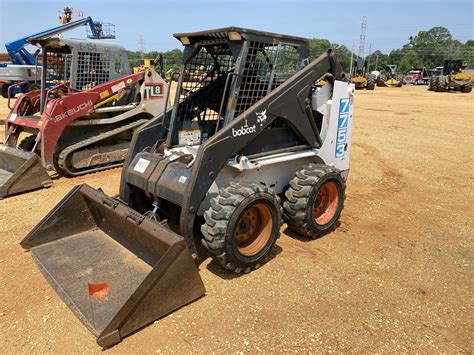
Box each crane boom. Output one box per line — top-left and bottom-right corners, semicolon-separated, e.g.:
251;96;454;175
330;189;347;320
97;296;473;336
4;17;114;65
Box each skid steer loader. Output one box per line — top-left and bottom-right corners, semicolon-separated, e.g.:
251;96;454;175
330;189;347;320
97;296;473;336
0;37;168;198
21;27;355;347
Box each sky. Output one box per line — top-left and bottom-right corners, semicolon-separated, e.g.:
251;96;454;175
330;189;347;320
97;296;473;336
0;0;473;54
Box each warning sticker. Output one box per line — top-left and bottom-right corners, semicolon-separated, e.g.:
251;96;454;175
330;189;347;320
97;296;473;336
178;129;201;145
111;81;126;93
133;158;150;173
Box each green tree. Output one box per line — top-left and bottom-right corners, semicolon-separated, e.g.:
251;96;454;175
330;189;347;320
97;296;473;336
369;27;472;75
308;38;352;72
127;48;183;73
461;40;474;67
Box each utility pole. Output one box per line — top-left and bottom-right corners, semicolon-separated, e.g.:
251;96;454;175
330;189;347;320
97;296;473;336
138;35;146;61
358;16;367;60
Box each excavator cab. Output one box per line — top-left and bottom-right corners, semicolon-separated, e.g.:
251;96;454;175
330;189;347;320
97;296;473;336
442;60;465;75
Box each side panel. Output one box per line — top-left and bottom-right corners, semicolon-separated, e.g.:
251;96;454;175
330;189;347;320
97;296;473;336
315;81;355;174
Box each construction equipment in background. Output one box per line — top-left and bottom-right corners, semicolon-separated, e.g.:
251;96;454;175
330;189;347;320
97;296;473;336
377;65;403;87
428;60;472;93
350;59;375;90
0;8;115;98
0;37;168;198
133;55;165;77
133;59;154;74
21;27;355;347
404;67;430;85
349;17;374;90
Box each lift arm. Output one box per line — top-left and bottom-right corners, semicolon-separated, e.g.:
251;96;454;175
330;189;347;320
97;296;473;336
5;17;112;65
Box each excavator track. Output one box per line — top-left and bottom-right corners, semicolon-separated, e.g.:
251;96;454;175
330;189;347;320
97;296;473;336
57;119;148;176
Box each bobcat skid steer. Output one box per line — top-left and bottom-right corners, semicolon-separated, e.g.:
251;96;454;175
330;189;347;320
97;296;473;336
21;28;355;347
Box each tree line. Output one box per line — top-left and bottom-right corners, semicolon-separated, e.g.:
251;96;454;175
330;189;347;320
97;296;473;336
127;27;473;75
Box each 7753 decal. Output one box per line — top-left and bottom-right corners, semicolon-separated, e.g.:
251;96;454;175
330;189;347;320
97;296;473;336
335;98;349;158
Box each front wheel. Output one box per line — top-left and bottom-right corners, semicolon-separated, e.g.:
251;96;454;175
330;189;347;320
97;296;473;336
461;83;472;93
366;74;376;90
201;182;282;273
434;75;446;92
283;164;346;238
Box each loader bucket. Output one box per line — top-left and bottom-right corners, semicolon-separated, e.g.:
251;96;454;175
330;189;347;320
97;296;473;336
20;184;206;348
0;145;52;198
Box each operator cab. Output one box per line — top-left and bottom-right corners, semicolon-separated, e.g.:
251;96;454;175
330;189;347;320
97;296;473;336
165;27;310;154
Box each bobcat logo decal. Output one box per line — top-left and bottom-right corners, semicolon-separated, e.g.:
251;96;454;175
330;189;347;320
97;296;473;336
255;109;267;126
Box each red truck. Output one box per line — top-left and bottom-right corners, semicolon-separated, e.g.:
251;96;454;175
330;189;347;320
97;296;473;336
404;67;430;85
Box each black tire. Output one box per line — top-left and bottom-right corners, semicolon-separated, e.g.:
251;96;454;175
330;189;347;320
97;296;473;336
432;76;440;92
461;83;472;93
377;74;387;87
434;75;446;92
201;182;282;273
1;83;10;98
283;164;346;238
428;77;434;91
366;74;375;90
18;135;37;151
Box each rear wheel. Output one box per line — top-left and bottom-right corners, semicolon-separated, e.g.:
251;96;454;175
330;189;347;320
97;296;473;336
461;83;472;93
377;74;387;87
366;74;375;90
283;164;346;238
201;182;282;273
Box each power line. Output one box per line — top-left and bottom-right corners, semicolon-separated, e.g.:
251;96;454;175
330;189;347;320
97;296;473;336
137;35;146;60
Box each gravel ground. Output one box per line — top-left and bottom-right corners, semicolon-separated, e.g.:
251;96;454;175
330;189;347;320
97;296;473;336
0;85;473;353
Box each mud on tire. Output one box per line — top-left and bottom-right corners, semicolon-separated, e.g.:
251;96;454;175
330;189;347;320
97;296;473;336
201;182;282;273
283;163;346;239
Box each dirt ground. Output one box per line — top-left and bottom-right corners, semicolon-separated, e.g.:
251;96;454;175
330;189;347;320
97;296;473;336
0;85;473;353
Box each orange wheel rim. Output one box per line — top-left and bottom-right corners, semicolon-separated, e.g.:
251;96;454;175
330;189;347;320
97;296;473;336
234;203;272;257
312;181;339;225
